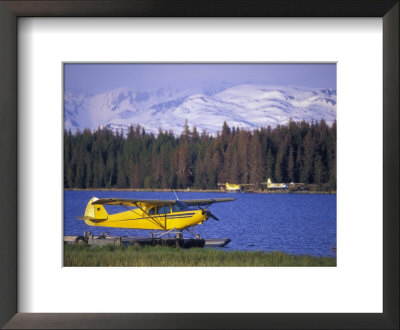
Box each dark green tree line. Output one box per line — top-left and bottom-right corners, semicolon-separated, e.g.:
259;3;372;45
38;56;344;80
64;119;336;190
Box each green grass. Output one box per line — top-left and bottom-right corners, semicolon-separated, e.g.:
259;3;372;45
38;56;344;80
64;244;336;267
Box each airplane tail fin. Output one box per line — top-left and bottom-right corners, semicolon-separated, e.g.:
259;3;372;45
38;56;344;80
77;197;108;225
267;178;272;185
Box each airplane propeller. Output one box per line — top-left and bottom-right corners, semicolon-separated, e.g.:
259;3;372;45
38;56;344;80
199;206;219;221
208;211;220;221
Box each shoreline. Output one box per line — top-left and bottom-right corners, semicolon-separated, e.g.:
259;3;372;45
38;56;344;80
64;188;336;194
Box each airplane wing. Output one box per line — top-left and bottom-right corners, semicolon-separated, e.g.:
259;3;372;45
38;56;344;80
92;198;176;207
92;198;235;207
180;198;235;206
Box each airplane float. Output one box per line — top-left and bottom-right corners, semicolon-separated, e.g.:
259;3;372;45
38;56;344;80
217;182;253;192
78;196;235;238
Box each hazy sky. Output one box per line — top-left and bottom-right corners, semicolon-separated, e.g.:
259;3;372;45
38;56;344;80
64;63;336;94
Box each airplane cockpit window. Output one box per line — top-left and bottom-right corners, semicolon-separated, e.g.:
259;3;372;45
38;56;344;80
157;205;170;214
172;201;188;212
148;207;156;215
172;204;181;212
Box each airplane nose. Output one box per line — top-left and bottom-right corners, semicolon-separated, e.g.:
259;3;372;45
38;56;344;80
202;209;210;218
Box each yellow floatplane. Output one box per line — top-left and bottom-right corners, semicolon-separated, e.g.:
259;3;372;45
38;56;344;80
217;182;253;192
78;196;235;238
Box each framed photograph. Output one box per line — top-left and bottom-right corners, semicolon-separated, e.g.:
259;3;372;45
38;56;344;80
1;1;398;329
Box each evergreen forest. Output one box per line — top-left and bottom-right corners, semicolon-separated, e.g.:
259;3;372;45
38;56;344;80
64;120;336;190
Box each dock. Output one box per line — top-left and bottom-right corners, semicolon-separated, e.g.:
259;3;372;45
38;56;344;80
64;233;231;249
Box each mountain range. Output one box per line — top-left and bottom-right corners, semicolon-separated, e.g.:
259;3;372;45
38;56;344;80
64;84;336;135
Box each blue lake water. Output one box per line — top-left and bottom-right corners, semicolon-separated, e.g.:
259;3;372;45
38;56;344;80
64;190;336;257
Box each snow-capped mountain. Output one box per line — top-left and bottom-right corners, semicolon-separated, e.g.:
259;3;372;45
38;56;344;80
64;84;336;135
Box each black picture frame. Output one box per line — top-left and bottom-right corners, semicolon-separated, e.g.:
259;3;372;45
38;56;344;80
0;1;398;329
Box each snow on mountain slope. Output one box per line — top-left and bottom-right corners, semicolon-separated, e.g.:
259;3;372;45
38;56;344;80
64;84;336;135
